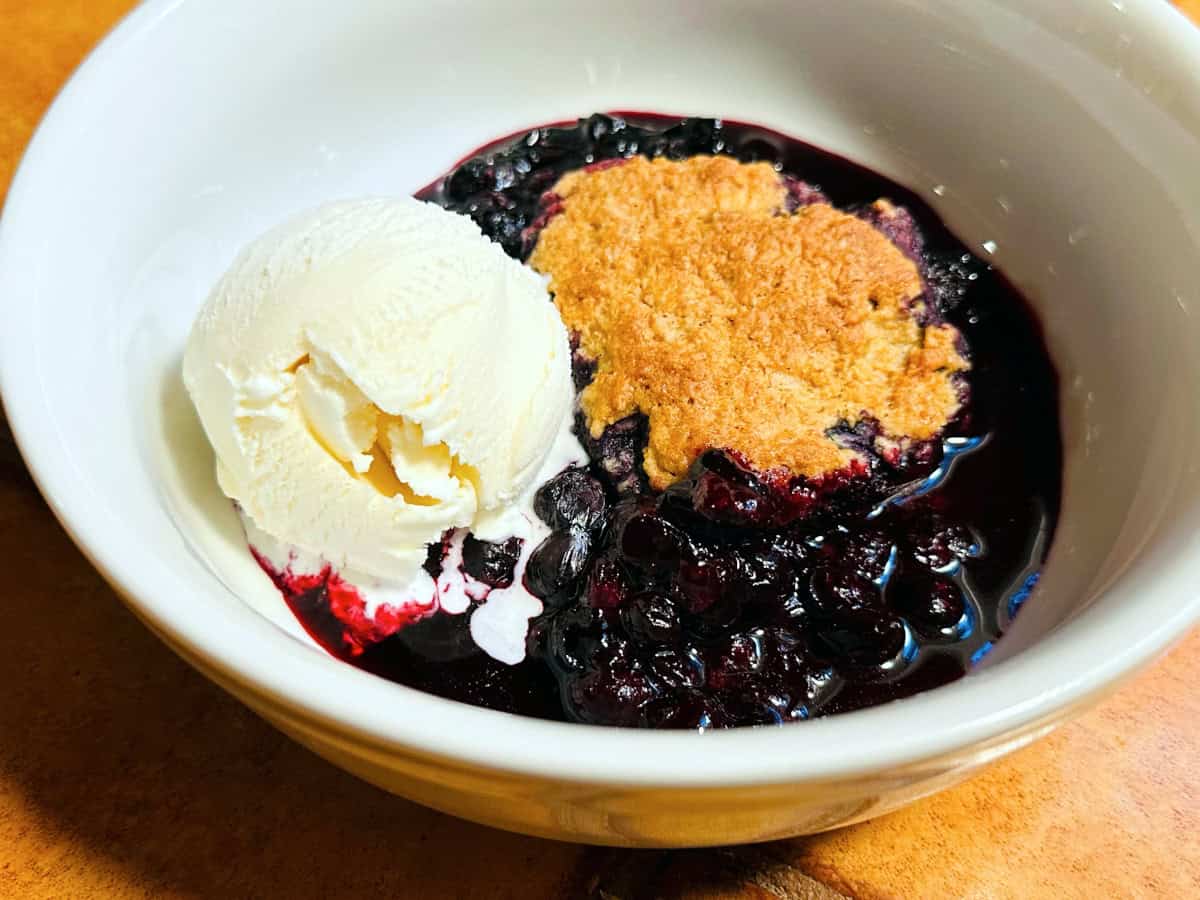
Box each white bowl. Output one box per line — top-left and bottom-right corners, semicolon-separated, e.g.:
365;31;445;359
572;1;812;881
3;0;1200;847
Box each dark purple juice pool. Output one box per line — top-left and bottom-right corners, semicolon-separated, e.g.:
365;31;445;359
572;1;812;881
276;113;1061;729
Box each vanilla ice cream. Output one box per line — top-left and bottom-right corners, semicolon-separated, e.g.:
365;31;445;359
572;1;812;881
183;197;575;590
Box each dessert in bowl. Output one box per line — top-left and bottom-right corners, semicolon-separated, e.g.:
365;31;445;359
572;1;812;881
184;114;1060;730
2;0;1200;845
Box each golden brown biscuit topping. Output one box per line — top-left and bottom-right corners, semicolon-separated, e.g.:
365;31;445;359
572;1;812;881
529;155;968;490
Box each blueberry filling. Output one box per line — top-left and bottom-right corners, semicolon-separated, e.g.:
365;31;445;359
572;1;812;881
279;113;1060;729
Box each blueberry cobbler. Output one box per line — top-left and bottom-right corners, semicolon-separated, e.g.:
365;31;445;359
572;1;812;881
183;114;1060;729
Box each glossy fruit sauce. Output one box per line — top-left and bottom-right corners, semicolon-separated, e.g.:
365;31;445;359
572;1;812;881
278;114;1061;729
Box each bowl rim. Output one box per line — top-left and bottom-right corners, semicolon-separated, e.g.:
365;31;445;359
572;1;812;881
3;0;1200;788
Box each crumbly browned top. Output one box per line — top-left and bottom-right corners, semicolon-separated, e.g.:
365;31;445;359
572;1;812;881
529;155;969;489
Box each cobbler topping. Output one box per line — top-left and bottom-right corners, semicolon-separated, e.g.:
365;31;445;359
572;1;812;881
530;156;969;489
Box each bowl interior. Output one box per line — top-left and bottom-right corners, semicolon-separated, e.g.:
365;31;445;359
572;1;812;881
3;0;1200;782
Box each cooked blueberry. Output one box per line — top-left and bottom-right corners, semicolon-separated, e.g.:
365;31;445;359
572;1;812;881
663;118;726;156
908;521;982;570
523;530;592;603
422;536;447;578
586;556;629;610
445;158;489;200
619;511;692;573
809;609;906;669
465;192;527;253
732;544;805;612
736;137;780;165
688;450;770;526
883;438;943;480
460;534;522;588
891;574;966;638
546;605;610;672
642;689;730;730
782;175;828;209
622;591;682;644
570;340;599;391
577;412;649;497
533;466;608;532
809;567;883;616
858;200;923;261
644;646;704;689
827;417;882;456
677;553;739;614
566;661;657;726
837;529;896;583
705;631;765;690
488;161;518;191
584;112;625;142
642;134;671;159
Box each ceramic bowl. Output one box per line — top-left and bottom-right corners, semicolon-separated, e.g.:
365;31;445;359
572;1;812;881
3;0;1200;846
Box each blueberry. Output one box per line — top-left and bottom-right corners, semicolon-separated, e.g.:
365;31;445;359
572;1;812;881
566;660;657;725
622;590;683;644
460;534;522;588
533;466;608;532
826;417;881;456
837;529;896;583
678;553;739;614
858;200;923;261
445;158;489;201
618;511;692;574
644;646;703;689
809;609;906;670
523;530;592;604
794;666;842;715
663;118;726;156
585;555;629;610
705;631;766;690
883;439;943;481
642;134;671;159
545;605;608;672
583;113;622;143
781;175;828;210
577;412;649;497
735;540;805;610
422;535;447;578
907;521;982;570
642;689;730;730
809;566;883;617
891;574;966;638
466;192;526;254
688;450;770;526
488;160;518;191
570;340;598;391
736;138;780;165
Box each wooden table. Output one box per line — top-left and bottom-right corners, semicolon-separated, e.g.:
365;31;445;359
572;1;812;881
2;3;1198;897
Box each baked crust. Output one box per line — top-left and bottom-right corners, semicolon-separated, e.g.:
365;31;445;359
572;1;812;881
530;156;968;489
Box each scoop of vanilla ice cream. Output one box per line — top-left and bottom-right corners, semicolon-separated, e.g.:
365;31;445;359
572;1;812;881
183;197;574;583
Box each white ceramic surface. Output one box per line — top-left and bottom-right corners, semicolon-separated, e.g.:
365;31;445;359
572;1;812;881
2;0;1200;846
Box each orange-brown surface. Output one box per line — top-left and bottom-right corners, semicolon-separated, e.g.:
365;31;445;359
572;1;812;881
1;2;1198;898
532;158;965;488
